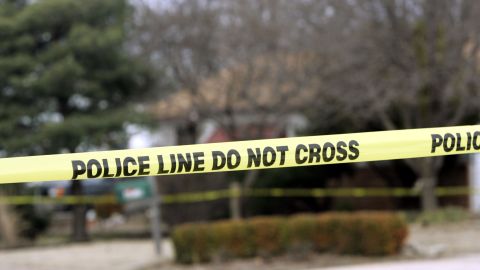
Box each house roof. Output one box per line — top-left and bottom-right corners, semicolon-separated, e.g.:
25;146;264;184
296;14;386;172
150;52;319;121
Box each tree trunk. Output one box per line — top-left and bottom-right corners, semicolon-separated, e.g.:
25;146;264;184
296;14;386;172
229;181;241;220
71;180;88;242
419;158;438;211
0;202;19;247
241;170;260;218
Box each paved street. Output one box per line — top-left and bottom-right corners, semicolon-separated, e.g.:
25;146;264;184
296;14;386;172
2;241;480;270
320;254;480;270
2;222;480;270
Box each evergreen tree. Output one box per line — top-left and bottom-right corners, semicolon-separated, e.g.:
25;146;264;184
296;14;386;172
0;0;151;241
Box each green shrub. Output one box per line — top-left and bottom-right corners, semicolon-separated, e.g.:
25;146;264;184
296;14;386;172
315;212;349;252
249;216;286;257
332;214;360;254
325;212;408;256
281;214;317;257
172;212;408;264
172;223;214;264
282;214;316;245
354;212;408;255
211;220;254;259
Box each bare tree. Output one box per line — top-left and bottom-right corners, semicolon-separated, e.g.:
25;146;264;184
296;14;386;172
135;0;328;219
135;0;223;141
321;0;480;210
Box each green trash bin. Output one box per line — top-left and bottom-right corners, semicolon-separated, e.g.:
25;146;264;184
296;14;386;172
114;177;152;204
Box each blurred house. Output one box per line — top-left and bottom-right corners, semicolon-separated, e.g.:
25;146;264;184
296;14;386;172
147;53;313;146
129;54;475;224
132;54;313;224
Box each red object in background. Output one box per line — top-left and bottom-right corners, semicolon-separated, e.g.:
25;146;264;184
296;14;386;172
205;125;284;143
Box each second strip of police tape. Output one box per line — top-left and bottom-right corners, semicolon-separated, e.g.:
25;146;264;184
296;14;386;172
0;186;474;205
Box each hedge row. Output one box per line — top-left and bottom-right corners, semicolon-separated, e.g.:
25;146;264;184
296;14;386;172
172;212;408;264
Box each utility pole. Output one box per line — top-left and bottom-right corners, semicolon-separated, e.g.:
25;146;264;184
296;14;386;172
148;176;162;255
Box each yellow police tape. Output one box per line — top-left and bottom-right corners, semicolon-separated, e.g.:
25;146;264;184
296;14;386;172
160;186;475;204
0;195;116;205
1;125;480;184
0;187;475;205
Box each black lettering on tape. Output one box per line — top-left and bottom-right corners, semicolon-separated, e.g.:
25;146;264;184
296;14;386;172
226;149;241;169
467;132;472;151
247;148;262;167
295;144;308;164
431;134;443;153
123;157;137;176
102;159;114;178
322;142;335;162
169;154;177;173
138;156;150;175
308;144;321;163
114;158;122;177
276;146;289;165
193;152;205;172
157;155;168;174
348;140;360;160
456;133;466;151
87;159;103;178
443;133;455;152
212;151;226;170
71;160;86;180
474;131;480;150
177;153;192;173
336;141;348;161
262;146;276;167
